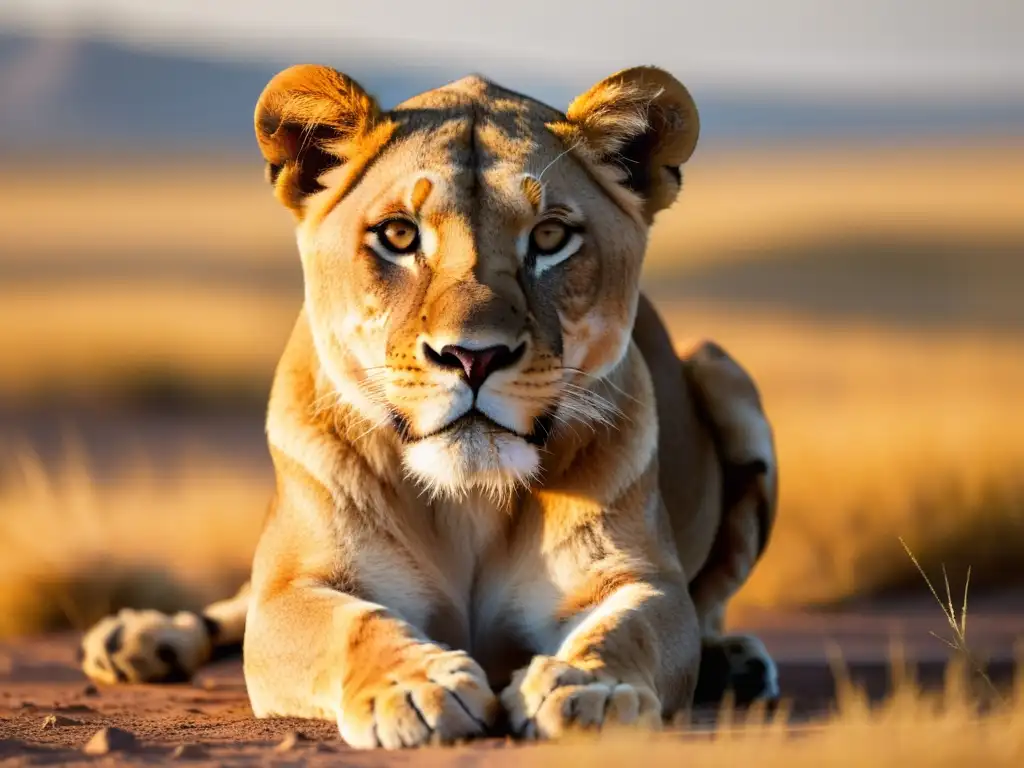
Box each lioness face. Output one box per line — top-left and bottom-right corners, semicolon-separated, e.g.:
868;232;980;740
256;67;699;496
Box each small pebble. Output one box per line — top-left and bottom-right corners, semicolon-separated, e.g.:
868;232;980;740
82;726;138;755
41;714;79;729
171;743;209;760
81;684;100;697
274;731;309;752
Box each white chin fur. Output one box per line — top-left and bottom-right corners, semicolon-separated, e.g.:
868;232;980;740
402;427;539;501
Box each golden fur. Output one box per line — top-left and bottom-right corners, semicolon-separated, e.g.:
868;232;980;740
79;65;778;748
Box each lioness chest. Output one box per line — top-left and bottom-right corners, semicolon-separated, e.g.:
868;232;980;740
353;490;563;689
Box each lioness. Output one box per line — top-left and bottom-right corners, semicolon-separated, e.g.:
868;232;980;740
80;65;778;747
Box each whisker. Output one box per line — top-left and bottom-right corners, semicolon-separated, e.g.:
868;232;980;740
309;390;343;417
536;134;583;182
351;411;393;443
560;383;625;423
555;382;626;432
549;409;585;442
556;366;644;408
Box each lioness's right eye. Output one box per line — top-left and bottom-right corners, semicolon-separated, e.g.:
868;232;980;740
372;219;420;255
529;220;571;256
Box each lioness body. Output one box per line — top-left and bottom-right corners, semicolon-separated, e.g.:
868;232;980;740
80;67;778;747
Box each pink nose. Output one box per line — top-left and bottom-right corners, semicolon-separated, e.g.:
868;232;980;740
423;343;524;392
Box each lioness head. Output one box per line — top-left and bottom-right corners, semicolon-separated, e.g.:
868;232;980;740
255;66;698;497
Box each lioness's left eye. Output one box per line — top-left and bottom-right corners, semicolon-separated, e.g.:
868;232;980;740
529;220;572;255
374;219;420;254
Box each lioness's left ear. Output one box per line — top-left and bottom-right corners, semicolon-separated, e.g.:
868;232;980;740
552;66;699;222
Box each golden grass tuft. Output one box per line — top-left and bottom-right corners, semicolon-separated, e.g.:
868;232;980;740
0;447;265;638
495;676;1024;767
514;547;1024;766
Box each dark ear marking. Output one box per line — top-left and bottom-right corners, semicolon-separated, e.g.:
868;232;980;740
254;64;381;214
556;66;699;222
287;123;347;197
617;130;657;195
256;114;347;199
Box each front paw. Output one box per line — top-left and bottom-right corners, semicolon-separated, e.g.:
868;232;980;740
79;609;212;684
339;648;498;749
500;656;662;740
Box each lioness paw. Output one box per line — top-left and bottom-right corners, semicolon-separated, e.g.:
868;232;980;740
80;609;213;685
339;649;498;749
695;634;780;707
500;656;662;740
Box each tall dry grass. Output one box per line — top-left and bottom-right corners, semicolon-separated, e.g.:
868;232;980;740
645;141;1024;274
518;563;1024;767
3;143;1022;271
0;284;296;402
1;304;1022;636
659;303;1024;610
1;141;1022;635
478;675;1024;767
0;447;266;638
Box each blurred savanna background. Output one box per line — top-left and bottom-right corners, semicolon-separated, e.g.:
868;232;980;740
0;0;1022;642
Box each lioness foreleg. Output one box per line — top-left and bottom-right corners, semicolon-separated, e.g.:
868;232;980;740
501;546;700;738
244;581;498;748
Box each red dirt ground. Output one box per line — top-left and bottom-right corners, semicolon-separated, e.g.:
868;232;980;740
2;599;1021;766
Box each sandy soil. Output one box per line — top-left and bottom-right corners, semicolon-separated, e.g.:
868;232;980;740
1;602;1021;766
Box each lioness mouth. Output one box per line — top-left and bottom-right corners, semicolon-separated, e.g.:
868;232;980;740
393;410;555;447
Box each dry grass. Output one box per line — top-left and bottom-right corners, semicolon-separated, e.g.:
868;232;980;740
2;141;1022;401
1;140;1022;637
645;140;1024;274
0;447;266;638
0;283;297;402
521;553;1024;766
0;157;295;268
489;668;1024;767
1;303;1022;636
2;142;1021;271
485;690;1024;767
659;303;1024;610
2;445;1023;763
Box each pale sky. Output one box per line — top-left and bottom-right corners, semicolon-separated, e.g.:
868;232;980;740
2;0;1022;99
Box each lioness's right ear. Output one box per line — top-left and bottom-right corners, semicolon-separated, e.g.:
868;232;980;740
254;65;382;214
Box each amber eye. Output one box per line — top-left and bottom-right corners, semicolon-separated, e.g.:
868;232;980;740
374;219;420;254
529;219;572;255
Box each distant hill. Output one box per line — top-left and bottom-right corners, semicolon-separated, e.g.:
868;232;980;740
2;31;1022;153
